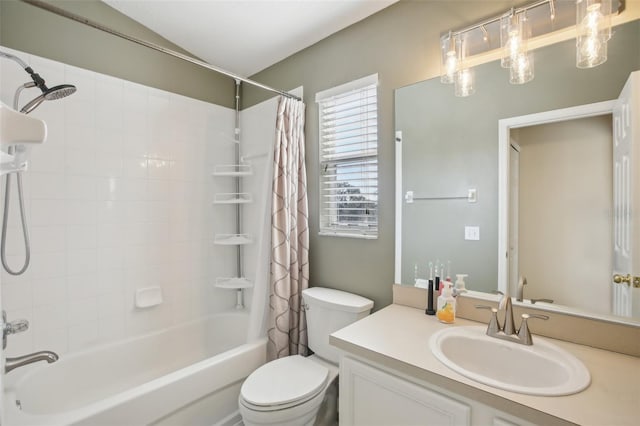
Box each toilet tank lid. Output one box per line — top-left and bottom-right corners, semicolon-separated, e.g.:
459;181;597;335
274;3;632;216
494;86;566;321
302;287;374;313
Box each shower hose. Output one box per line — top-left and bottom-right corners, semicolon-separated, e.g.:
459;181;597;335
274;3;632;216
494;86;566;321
1;146;31;275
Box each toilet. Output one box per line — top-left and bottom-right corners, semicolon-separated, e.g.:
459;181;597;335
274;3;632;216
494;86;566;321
238;287;374;426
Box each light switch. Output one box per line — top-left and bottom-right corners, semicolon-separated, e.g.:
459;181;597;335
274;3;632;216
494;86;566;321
465;226;480;240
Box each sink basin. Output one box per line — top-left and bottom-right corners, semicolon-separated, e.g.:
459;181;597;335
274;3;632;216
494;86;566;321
429;326;590;396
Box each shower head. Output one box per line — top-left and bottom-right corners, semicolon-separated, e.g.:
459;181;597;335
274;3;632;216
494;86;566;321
1;49;77;114
44;84;76;100
19;84;77;114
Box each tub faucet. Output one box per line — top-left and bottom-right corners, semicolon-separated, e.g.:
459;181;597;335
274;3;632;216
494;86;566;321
5;351;59;374
515;276;554;305
476;294;549;346
516;276;527;302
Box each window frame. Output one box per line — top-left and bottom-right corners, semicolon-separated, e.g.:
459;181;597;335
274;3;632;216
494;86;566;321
315;74;379;239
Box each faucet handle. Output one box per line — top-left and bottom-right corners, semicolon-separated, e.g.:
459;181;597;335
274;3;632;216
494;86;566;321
517;313;549;345
2;310;29;350
475;305;501;336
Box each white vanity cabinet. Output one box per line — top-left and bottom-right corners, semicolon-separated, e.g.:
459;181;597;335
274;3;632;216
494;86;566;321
339;356;534;426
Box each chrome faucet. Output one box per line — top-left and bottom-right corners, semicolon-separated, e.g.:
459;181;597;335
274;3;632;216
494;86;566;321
477;295;549;346
2;310;59;373
516;276;554;305
5;351;59;374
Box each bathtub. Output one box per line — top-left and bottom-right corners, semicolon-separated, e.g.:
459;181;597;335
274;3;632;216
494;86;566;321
2;311;267;425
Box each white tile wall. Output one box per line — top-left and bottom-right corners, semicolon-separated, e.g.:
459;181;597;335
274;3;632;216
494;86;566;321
1;47;241;356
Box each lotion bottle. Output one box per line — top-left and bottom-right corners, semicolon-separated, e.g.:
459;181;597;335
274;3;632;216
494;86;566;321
436;282;456;324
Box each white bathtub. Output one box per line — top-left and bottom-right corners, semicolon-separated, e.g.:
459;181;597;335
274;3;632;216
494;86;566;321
2;311;267;425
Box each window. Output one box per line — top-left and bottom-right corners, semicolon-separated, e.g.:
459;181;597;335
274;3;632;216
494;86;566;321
316;74;378;239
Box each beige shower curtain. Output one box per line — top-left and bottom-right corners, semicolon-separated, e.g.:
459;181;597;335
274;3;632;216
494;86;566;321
267;96;309;360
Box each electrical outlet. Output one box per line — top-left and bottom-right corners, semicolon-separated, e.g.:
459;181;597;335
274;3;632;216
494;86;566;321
465;226;480;241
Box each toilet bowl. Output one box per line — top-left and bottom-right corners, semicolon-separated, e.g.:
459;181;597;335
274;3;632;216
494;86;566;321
238;287;373;426
238;355;338;426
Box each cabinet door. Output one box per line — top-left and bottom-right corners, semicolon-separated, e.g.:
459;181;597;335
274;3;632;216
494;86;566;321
340;356;470;426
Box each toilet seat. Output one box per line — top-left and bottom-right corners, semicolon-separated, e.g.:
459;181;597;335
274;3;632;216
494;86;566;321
240;355;329;411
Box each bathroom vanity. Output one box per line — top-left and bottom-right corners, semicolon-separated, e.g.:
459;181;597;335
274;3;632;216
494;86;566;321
330;304;640;426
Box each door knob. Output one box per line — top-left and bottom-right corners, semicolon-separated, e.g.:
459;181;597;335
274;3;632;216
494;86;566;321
613;274;631;284
613;274;640;288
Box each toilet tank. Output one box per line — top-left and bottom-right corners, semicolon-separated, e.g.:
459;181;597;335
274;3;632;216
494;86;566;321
302;287;373;364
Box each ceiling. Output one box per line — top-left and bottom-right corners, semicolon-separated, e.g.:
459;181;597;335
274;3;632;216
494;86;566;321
103;0;399;76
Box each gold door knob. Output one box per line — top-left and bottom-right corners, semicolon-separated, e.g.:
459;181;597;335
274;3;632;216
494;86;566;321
613;274;640;288
613;274;631;284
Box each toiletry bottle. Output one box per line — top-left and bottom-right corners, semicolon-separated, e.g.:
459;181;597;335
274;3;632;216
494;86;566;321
436;282;456;324
454;274;468;293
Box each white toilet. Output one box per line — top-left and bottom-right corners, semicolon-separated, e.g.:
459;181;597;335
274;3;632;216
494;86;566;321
238;287;374;426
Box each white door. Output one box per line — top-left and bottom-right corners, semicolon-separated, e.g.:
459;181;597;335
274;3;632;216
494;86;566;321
612;71;639;317
0;283;4;425
508;143;520;297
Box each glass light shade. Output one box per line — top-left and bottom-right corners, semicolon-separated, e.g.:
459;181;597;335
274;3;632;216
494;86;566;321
509;52;534;84
500;12;530;69
576;0;612;68
454;68;475;97
440;34;459;84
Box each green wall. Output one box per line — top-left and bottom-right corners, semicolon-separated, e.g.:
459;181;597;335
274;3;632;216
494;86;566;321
0;0;235;107
245;1;516;310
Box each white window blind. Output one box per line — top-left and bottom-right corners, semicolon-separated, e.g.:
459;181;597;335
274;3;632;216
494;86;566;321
316;75;378;238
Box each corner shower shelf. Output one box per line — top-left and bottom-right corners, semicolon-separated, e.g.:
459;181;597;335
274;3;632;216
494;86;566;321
212;164;253;177
215;277;254;289
214;234;253;245
213;192;253;204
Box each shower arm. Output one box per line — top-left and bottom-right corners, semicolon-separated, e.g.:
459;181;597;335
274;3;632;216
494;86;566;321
13;82;38;111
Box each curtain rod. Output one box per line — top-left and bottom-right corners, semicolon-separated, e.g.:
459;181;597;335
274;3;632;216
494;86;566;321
21;0;302;101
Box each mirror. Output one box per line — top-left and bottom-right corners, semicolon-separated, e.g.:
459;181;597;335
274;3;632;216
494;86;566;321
395;19;640;320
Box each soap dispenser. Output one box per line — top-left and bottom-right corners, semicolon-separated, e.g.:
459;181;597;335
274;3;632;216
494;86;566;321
436;282;456;324
454;274;468;294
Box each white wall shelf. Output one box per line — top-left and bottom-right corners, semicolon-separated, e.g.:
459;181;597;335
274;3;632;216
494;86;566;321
213;192;253;204
212;164;253;177
213;234;253;245
214;277;254;289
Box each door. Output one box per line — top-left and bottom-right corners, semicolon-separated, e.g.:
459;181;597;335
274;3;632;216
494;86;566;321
0;280;4;425
508;143;520;297
612;71;639;317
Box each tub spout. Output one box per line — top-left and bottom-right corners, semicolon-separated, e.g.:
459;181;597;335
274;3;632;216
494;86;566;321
5;350;59;374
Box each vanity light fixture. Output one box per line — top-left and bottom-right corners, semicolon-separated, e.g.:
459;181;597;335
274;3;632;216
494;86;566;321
500;10;535;84
454;36;475;97
576;0;612;68
440;31;459;84
500;10;525;70
439;0;622;96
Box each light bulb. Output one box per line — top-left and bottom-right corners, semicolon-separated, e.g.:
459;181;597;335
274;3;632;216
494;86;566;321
580;36;602;64
508;30;521;61
510;52;534;84
501;12;529;69
576;0;611;68
445;50;458;81
440;34;459;84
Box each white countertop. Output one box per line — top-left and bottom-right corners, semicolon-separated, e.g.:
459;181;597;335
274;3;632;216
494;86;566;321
330;304;640;426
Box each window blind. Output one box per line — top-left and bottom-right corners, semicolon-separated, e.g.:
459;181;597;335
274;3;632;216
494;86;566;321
317;78;378;238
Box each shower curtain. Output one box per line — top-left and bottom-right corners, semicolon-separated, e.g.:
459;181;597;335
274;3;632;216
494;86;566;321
267;96;309;360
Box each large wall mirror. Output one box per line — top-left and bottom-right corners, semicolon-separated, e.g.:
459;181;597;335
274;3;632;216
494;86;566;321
395;20;639;322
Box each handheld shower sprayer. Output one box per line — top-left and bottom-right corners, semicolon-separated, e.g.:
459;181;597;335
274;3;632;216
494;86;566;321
0;50;77;114
0;50;76;275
